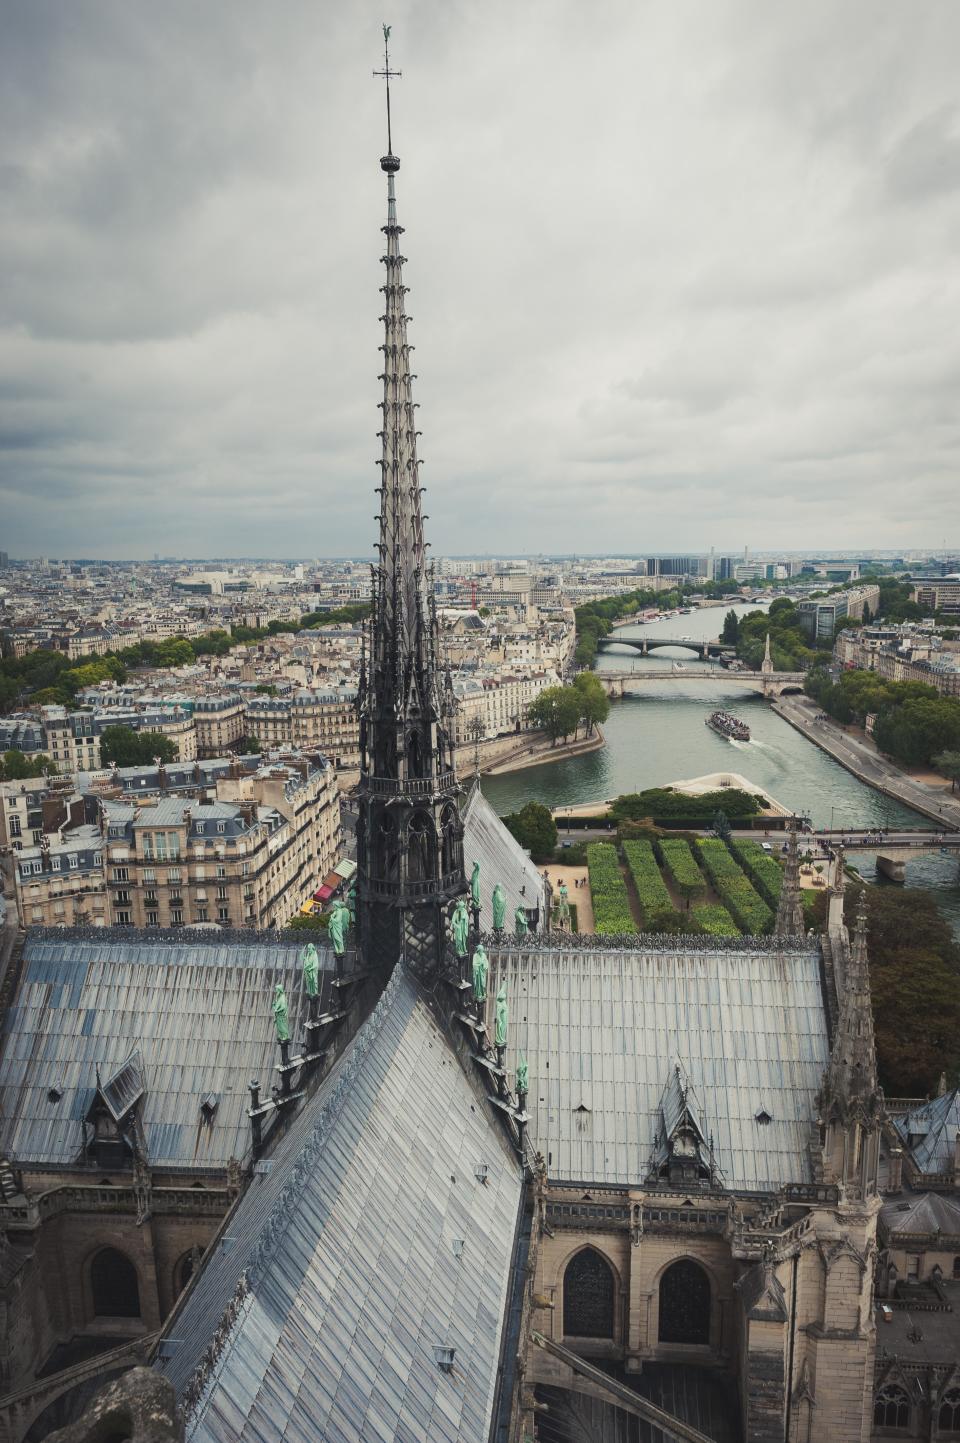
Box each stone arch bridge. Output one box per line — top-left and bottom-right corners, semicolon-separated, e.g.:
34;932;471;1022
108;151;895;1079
598;669;807;699
597;635;729;660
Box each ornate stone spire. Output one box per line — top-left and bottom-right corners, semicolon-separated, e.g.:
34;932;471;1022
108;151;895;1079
761;632;773;676
773;827;804;939
818;896;882;1195
356;30;465;979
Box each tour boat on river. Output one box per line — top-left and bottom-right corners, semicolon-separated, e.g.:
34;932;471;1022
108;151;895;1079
706;710;751;742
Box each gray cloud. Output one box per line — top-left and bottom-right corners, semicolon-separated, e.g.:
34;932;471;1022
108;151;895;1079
1;0;959;558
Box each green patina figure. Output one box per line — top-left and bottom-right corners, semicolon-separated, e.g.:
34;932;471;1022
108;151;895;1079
301;942;320;998
492;883;506;931
347;885;356;921
470;861;481;909
272;983;290;1043
472;945;489;1004
451;897;470;957
516;1055;528;1095
514;905;528;939
328;901;349;957
495;979;509;1048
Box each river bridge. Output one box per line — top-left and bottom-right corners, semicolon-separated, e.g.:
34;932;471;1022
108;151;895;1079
599;668;807;698
598;634;729;660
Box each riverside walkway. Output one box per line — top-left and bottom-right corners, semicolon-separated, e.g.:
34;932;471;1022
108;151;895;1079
772;693;960;832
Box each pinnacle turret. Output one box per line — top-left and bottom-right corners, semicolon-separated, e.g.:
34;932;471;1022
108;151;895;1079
774;827;804;939
820;896;882;1127
816;894;882;1197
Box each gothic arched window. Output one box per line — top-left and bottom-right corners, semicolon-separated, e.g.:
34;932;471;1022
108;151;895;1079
91;1248;140;1318
407;811;435;883
563;1248;615;1339
440;803;459;875
873;1384;910;1429
658;1259;710;1345
939;1388;960;1432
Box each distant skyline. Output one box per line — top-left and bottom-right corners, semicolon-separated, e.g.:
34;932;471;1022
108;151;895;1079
5;548;956;566
2;1;959;559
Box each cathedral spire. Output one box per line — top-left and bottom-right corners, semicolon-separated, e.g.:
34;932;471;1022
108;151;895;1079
773;826;804;939
367;26;435;756
356;31;465;979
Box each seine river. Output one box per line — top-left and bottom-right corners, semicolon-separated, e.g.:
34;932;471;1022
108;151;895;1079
482;603;960;932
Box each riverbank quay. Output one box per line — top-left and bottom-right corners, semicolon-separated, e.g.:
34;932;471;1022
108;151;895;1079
772;693;960;832
483;725;605;776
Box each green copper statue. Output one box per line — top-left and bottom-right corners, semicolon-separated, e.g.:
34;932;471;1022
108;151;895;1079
495;980;509;1049
301;942;320;998
514;905;528;939
472;945;489;1004
328;901;348;957
470;861;481;909
272;983;290;1043
451;897;470;957
492;883;506;931
516;1055;528;1095
347;885;356;922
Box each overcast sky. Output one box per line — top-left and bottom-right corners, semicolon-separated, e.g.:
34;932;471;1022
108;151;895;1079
2;1;959;560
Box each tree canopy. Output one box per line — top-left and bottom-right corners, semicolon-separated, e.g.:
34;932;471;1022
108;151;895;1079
0;750;57;780
811;886;960;1095
99;726;178;767
932;749;960;792
527;686;582;743
805;668;960;766
572;672;610;733
503;801;558;861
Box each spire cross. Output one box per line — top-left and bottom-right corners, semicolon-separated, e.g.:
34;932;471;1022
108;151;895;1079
373;24;402;155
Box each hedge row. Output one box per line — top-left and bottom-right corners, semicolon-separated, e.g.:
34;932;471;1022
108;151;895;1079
622;840;676;926
695;838;773;935
693;904;741;937
587;843;637;935
656;839;707;902
730;840;784;908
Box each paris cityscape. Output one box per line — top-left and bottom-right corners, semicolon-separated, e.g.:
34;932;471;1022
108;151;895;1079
1;6;960;1443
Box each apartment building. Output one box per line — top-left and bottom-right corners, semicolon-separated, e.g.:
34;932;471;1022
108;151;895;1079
1;777;50;852
100;754;340;929
244;688;359;767
40;707;103;773
835;628;960;698
452;671;559;745
192;696;247;757
14;825;109;927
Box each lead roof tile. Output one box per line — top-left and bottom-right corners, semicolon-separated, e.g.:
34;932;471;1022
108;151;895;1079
157;968;522;1443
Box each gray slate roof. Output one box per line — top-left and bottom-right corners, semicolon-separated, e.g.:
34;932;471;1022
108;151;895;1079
881;1192;960;1237
487;944;829;1192
462;782;546;929
0;935;332;1170
894;1089;960;1175
157;967;522;1443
